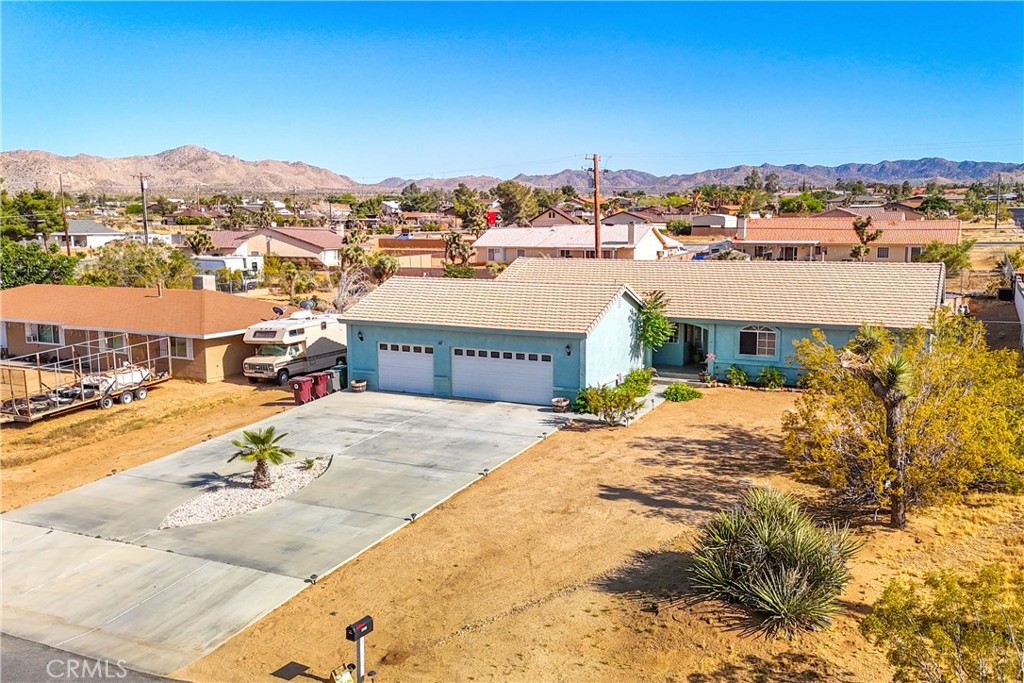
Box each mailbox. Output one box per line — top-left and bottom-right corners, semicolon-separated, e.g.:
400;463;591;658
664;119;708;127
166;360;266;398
345;615;373;642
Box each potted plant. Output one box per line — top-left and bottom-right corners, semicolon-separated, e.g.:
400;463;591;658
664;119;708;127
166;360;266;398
551;396;570;413
349;378;367;393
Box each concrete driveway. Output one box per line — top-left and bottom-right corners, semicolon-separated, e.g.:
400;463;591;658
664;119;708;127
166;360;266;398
2;391;565;677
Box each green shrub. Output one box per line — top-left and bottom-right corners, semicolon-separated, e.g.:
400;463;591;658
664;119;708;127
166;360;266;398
664;383;702;402
374;225;395;235
692;488;860;636
861;566;1024;683
442;262;475;278
725;365;748;386
665;219;692;236
575;384;643;425
757;366;785;388
420;222;443;232
619;367;654;398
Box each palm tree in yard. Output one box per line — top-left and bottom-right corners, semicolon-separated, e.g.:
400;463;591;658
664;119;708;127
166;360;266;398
229;426;296;489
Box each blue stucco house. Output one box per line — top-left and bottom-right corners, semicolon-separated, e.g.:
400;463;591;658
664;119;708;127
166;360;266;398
500;259;947;386
341;277;644;404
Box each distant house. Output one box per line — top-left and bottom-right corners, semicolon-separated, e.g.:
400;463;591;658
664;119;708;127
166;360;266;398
689;214;739;237
729;217;961;262
0;283;291;382
50;220;127;249
164;205;226;226
252;227;346;267
528;207;582;227
601;211;653;226
471;223;687;264
815;206;926;221
381;200;402;216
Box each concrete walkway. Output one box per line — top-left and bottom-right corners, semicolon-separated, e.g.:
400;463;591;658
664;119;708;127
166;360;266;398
2;391;566;676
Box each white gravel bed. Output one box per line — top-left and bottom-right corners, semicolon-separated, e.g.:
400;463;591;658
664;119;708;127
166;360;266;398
160;458;329;529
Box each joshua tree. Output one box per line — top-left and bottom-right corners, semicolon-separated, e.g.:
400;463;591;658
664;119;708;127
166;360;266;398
228;426;296;489
369;252;399;283
850;215;883;261
184;231;215;255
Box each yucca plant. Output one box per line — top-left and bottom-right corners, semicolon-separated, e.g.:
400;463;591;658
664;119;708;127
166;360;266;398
228;426;296;489
691;488;860;636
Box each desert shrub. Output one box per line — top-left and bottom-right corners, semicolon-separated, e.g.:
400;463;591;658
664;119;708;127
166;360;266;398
442;262;475;278
691;488;860;635
757;366;785;389
861;566;1024;683
374;225;395;235
664;383;702;402
420;222;442;232
665;219;692;236
725;365;748;386
576;384;642;426
619;367;654;398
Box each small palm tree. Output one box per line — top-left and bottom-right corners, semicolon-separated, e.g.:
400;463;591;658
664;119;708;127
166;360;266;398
228;426;296;489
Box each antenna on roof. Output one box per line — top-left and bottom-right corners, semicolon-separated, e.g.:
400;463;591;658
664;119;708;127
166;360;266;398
272;306;285;319
300;300;315;311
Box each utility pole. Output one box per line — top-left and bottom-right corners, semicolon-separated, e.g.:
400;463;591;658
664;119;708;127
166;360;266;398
135;174;151;244
58;173;71;256
587;153;602;258
995;173;1001;231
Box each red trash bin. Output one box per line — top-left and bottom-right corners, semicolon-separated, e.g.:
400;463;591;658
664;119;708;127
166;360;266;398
290;376;314;405
310;372;330;399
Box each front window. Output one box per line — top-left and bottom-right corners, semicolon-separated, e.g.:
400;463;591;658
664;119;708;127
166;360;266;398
105;332;126;350
169;337;193;359
559;250;572;258
256;344;297;357
876;247;890;259
28;323;62;344
739;326;777;357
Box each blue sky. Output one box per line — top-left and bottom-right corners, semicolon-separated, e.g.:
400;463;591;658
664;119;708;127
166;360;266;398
3;2;1022;182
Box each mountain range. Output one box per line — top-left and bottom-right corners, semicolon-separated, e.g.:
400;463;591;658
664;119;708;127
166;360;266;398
2;145;1022;195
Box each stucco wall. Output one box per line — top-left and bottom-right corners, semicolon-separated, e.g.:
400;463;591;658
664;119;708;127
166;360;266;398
670;320;857;385
734;244;924;262
196;335;251;382
583;296;643;386
346;324;586;398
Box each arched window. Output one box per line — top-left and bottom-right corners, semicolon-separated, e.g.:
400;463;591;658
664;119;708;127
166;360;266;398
738;326;777;356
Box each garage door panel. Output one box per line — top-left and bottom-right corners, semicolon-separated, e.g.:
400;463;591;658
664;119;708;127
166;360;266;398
378;343;434;394
451;348;553;405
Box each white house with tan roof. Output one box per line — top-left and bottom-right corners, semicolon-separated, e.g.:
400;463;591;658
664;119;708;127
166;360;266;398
471;223;687;264
0;284;293;382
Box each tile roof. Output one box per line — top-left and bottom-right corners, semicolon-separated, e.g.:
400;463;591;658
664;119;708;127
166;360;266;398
739;218;960;245
67;220;125;236
530;206;582;224
0;285;292;338
472;224;657;250
264;228;345;251
341;277;638;335
206;230;256;249
500;258;945;329
813;207;909;220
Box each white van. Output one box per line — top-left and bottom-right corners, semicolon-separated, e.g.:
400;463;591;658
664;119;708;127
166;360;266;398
242;311;347;385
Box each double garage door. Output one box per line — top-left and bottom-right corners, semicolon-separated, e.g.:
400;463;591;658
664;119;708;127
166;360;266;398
451;347;553;405
377;343;554;405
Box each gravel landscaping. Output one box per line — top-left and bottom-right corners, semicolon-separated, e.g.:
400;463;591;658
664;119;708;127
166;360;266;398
160;458;329;529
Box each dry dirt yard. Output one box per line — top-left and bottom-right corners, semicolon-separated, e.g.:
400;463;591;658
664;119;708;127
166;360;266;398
1;378;294;511
179;388;1024;683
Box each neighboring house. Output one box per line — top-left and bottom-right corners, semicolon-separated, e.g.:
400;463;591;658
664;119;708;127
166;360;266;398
203;230;257;257
729;217;961;262
381;200;402;216
249;227;346;267
0;283;291;382
163;205;226;226
602;211;653;226
528;207;582;227
500;258;947;386
471;223;686;264
193;254;264;277
813;206;925;221
50;220;127;249
342;277;644;404
690;214;740;237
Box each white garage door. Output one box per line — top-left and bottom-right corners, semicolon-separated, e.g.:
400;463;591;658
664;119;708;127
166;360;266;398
451;347;553;405
378;343;435;394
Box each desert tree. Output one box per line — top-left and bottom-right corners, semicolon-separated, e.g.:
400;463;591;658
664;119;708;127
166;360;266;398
850;216;883;261
184;231;215;255
782;312;1024;529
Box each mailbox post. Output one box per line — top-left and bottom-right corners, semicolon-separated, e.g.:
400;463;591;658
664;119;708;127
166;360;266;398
345;615;374;683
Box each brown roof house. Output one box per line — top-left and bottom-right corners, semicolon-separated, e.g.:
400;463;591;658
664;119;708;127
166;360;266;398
0;282;292;382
